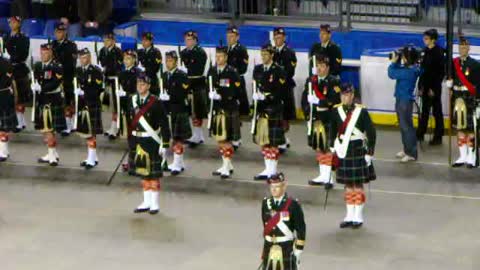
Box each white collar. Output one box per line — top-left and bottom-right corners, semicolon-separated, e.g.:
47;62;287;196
263;63;272;70
276;44;285;52
168;68;177;74
42;60;52;66
217;64;226;73
321;40;330;48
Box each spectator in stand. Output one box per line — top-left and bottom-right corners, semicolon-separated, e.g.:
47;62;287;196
78;0;112;37
10;0;31;19
54;0;81;38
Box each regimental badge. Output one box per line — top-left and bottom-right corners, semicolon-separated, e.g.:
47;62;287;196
336;58;342;63
155;58;162;64
220;78;230;87
269;75;273;83
182;83;189;89
334;86;341;93
291;61;297;67
466;68;470;76
279;78;286;85
56;73;63;79
235;82;241;87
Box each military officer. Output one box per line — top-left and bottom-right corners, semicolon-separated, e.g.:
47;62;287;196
447;37;480;168
74;48;104;169
309;24;342;78
273;27;297;152
137;32;162;95
159;51;191;175
52;22;78;136
3;16;31;132
129;73;171;215
0;54;16;162
180;30;208;147
207;46;242;179
301;55;341;187
99;33;124;139
32;43;66;166
252;44;288;181
330;83;376;229
261;173;306;270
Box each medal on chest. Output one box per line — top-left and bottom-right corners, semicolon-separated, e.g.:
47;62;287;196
280;211;290;221
220;78;230;87
88;75;92;83
44;70;52;80
323;86;328;95
269;74;273;83
465;68;470;76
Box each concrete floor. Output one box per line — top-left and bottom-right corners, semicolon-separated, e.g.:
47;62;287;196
0;178;479;270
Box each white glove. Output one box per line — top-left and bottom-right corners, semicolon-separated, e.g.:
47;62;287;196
209;91;221;100
116;89;127;97
74;88;84;96
446;79;453;88
476;107;480;119
252;92;265;101
179;66;188;73
31;82;41;93
137;63;145;72
158;147;166;157
2;53;10;60
329;147;336;153
307;94;320;105
159;93;170;101
293;249;303;263
311;67;317;75
365;155;373;166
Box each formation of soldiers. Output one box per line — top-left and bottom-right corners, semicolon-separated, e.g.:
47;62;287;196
1;16;479;270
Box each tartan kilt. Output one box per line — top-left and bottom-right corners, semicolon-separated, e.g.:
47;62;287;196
336;140;376;185
253;113;286;147
76;102;103;138
34;102;67;133
451;92;475;132
0;91;17;131
283;85;296;121
190;77;208;119
133;137;164;178
171;112;192;140
210;109;241;142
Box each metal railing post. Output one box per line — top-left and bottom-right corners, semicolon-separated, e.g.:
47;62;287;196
346;0;352;30
456;0;463;34
339;0;344;31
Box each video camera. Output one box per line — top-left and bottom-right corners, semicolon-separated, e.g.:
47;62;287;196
389;44;421;65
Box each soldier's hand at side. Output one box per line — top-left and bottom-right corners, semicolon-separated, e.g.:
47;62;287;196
293;249;303;262
159;93;170;101
307;94;320;105
31;82;41;93
446;79;453;88
428;89;434;97
158;147;166;157
116;89;127;97
365;155;373;166
476;107;480;119
252;92;265;101
74;88;84;96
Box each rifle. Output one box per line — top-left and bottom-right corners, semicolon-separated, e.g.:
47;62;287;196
30;71;36;122
73;77;79;130
207;75;214;129
250;80;258;134
111;76;120;129
307;82;313;135
107;149;129;186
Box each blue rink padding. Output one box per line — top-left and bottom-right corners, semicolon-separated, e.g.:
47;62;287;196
21;19;45;37
0;17;8;34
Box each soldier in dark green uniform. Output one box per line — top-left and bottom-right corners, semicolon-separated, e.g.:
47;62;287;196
3;16;30;132
447;37;480;168
52;22;78;137
118;49;141;173
261;173;306;270
207;46;242;179
273;27;297;153
137;32;162;95
180;30;208;147
129;73;171;215
0;55;16;162
159;51;191;176
74;48;104;170
309;24;342;78
330;83;376;229
226;26;249;150
252;44;287;181
301;55;340;187
32;43;66;166
99;32;124;140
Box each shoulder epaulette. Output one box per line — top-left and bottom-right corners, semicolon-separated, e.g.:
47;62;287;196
334;103;342;108
355;103;366;109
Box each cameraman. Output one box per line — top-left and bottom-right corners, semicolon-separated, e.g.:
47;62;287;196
388;46;422;162
416;29;446;145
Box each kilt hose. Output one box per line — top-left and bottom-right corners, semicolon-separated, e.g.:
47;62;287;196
34;93;67;133
0;90;17;132
238;76;250;116
76;100;103;138
133;137;164;178
210;109;241;142
452;91;476;132
254;113;286;147
336;140;376;185
189;77;208;120
171;112;192;141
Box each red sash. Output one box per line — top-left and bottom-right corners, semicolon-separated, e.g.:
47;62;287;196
263;198;292;236
311;76;326;100
129;96;157;132
453;57;476;96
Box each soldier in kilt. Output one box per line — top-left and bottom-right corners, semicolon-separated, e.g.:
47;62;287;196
180;30;208;147
118;49;142;173
0;55;17;162
159;51;192;175
447;37;480;168
226;26;249;149
129;73;171;215
74;48;104;170
207;46;242;179
273;27;297;153
252;44;288;181
99;33;124;140
3;16;31;132
52;22;78;137
301;55;340;187
32;44;66;166
330;83;376;229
